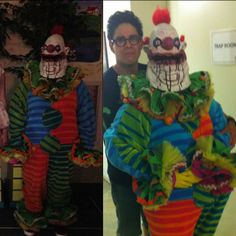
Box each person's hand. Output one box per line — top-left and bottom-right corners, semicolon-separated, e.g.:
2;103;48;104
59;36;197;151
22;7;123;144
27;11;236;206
175;169;201;188
221;118;236;147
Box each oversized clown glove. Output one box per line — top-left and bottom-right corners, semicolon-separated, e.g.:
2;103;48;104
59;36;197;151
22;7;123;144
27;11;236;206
68;141;102;168
175;169;202;188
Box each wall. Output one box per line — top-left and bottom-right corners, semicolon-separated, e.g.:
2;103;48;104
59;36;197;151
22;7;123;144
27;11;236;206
168;1;236;120
130;1;167;63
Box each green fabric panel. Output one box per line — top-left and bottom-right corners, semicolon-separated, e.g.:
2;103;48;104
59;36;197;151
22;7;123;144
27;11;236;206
132;154;146;169
193;190;215;204
47;144;74;208
42;108;62;130
40;134;61;154
8;82;29;146
194;193;230;236
122;149;142;164
113;105;151;170
118;110;146;145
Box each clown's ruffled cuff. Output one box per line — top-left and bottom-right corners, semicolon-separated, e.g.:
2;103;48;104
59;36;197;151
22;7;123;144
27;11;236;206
0;148;28;164
45;204;77;226
132;142;186;210
68;142;102;167
191;137;236;195
0;134;32;164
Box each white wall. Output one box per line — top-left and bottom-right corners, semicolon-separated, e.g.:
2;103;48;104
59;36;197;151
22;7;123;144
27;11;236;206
169;1;236;119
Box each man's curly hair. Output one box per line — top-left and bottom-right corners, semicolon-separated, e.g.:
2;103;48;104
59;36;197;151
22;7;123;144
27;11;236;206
107;11;143;41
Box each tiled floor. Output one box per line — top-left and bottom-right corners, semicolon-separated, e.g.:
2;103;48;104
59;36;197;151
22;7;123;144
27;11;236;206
0;183;102;236
103;179;117;236
104;179;236;236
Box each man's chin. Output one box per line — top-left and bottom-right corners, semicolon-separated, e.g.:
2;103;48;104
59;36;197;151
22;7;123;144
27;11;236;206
122;59;139;66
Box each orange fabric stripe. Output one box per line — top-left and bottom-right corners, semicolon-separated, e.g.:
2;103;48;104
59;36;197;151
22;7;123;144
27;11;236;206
148;210;201;228
192;113;213;139
150;224;195;236
145;208;201;223
144;199;202;236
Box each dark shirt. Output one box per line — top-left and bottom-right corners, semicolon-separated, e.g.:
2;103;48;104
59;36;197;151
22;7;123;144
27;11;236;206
103;63;147;186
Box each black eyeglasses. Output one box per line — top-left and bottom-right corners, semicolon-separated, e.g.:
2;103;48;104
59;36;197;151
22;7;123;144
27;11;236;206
111;35;141;47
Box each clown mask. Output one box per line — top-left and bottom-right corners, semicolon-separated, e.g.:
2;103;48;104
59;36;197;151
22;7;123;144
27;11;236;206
144;7;190;92
40;34;69;79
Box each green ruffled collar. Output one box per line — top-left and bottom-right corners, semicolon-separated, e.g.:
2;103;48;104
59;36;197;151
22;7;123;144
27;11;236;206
23;61;84;102
118;71;214;124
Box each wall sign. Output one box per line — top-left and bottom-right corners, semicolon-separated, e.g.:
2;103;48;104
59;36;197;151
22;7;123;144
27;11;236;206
211;29;236;64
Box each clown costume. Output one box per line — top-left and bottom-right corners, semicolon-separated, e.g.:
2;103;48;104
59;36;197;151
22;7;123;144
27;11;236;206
0;34;102;236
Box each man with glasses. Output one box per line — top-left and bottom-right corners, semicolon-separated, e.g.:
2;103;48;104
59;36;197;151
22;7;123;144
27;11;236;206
103;11;148;236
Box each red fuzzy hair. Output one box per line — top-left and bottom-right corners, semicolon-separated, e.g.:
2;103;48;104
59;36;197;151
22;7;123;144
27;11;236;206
50;24;64;35
152;7;170;25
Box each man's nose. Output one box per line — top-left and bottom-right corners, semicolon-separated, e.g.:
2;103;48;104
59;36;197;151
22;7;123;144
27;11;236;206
124;39;132;47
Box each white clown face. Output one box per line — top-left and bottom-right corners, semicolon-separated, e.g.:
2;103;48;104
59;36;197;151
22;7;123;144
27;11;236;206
144;23;190;92
40;34;69;79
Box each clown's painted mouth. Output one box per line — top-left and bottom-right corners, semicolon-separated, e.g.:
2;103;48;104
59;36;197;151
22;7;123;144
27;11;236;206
148;59;189;91
149;50;187;65
41;53;67;62
45;67;57;75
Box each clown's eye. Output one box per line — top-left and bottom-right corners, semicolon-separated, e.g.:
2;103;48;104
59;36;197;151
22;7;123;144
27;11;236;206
55;45;61;52
153;37;162;48
41;44;61;53
173;37;180;49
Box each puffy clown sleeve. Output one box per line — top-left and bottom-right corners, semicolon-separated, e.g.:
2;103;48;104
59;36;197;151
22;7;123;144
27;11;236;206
76;80;96;149
9;82;29;146
209;99;230;147
104;104;152;180
0;82;30;163
104;104;188;208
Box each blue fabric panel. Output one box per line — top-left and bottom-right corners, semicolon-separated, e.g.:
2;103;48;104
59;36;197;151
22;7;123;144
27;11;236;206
25;92;50;144
76;81;96;149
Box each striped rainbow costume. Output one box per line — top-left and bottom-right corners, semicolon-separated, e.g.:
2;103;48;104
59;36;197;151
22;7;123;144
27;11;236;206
104;71;236;236
0;61;101;232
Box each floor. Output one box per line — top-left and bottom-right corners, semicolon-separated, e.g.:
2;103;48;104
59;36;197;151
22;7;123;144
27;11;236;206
103;179;117;236
0;183;102;236
103;179;236;236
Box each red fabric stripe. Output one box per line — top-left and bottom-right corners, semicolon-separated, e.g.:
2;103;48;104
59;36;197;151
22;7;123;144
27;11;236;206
23;145;48;212
192;114;213;139
144;200;202;236
51;90;78;144
150;223;195;236
145;208;201;223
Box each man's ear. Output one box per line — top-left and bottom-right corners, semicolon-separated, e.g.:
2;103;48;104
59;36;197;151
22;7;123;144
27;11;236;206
64;46;70;55
109;41;115;53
